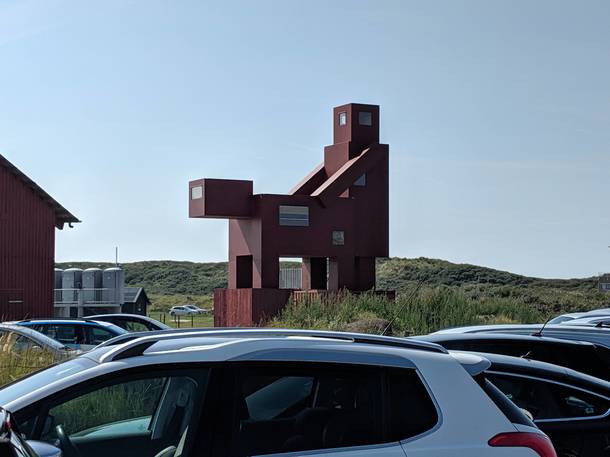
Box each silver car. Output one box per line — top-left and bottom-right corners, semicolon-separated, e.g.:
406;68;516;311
0;329;552;457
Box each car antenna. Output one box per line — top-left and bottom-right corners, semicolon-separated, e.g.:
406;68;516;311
532;316;552;337
520;350;532;360
381;275;429;337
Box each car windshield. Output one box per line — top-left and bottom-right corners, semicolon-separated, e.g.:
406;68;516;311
0;358;96;407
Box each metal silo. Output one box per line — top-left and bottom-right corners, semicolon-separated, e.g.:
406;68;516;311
62;268;83;289
103;267;125;306
54;269;63;289
62;268;83;307
54;269;63;306
83;268;103;303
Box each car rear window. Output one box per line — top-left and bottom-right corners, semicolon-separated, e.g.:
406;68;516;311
475;375;535;428
386;367;439;440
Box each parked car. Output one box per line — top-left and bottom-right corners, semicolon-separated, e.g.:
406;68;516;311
14;319;127;351
168;306;197;317
416;332;610;380
0;323;74;361
548;309;610;325
85;313;170;332
562;316;610;328
0;329;553;457
183;305;209;315
434;323;610;350
459;350;610;457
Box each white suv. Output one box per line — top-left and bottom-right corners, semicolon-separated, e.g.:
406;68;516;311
0;329;555;457
168;305;197;316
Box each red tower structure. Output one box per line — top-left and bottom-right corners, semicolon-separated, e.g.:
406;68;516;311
189;103;389;327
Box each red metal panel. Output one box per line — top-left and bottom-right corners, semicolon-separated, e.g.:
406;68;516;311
0;165;55;319
213;288;291;327
189;179;253;219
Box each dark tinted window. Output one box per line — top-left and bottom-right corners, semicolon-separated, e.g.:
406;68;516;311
438;339;609;379
85;326;116;345
230;364;438;456
488;373;610;420
36;325;80;345
231;364;383;456
477;376;535;427
117;319;150;332
386;367;439;440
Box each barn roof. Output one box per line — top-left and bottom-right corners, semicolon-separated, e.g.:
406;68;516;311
0;154;80;229
123;287;150;305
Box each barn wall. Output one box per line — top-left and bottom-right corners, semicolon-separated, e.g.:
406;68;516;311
0;165;56;319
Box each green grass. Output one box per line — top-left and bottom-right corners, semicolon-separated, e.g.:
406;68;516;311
271;287;562;336
148;312;214;329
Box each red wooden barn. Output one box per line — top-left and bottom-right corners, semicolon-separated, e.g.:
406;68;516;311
0;154;79;320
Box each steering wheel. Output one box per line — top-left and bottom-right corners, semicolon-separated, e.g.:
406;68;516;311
55;424;82;457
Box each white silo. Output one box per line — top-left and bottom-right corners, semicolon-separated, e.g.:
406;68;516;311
83;268;103;303
62;268;83;307
103;267;125;306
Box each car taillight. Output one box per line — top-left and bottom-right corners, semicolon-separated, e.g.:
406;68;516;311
489;432;557;457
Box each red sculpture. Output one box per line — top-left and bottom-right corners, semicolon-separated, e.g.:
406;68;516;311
189;103;389;326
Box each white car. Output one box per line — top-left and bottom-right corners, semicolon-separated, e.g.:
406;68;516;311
183;304;209;315
0;329;554;457
562;315;610;327
548;308;610;324
168;305;197;316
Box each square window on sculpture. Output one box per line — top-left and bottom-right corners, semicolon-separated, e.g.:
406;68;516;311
191;186;203;200
339;112;347;126
358;111;372;126
279;205;309;226
332;230;345;246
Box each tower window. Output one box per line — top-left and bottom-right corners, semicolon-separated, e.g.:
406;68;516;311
191;186;203;200
354;174;366;187
332;230;345;246
339;112;347;126
279;205;309;227
358;111;372;126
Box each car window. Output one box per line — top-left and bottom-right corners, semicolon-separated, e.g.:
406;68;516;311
43;377;166;439
488;373;610;421
20;368;209;457
245;376;315;421
11;334;42;352
85;326;116;345
36;325;80;345
230;363;435;456
0;332;41;354
386;367;439;440
232;364;383;456
117;320;150;332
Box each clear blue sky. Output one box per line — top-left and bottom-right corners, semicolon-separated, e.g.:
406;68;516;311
1;0;609;279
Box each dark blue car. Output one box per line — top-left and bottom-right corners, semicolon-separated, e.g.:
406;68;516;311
15;319;127;351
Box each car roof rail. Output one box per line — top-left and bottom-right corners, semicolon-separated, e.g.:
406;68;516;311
18;317;89;323
98;328;448;363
